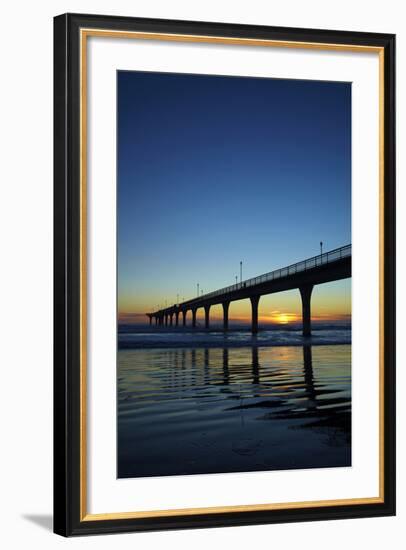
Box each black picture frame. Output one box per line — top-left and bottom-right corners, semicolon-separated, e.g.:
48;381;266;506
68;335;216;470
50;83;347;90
54;12;396;536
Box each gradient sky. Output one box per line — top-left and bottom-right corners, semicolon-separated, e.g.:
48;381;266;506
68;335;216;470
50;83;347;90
117;71;351;325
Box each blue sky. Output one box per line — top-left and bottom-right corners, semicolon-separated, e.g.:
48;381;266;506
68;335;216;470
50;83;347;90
117;71;351;322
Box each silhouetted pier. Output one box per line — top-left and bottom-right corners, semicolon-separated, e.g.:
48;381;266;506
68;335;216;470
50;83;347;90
147;244;351;336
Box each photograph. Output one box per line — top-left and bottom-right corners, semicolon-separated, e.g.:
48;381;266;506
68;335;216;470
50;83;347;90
0;1;399;544
51;10;395;537
116;70;352;479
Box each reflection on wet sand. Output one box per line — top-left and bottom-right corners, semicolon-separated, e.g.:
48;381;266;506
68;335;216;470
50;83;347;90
118;344;351;478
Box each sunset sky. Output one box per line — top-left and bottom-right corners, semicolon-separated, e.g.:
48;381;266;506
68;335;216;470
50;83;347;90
117;71;351;326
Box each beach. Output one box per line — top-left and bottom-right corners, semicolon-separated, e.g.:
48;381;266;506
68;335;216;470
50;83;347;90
117;327;351;478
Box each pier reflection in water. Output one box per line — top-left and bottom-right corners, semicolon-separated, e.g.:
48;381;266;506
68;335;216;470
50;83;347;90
117;344;351;478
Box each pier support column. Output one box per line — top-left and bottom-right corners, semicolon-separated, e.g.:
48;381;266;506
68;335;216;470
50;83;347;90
182;310;187;326
165;314;168;327
170;313;173;326
155;316;158;326
250;295;260;334
204;305;211;329
175;311;179;326
148;315;152;326
222;301;230;330
192;309;197;328
299;285;314;336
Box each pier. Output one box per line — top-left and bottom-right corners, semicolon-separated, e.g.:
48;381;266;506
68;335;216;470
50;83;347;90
147;244;351;336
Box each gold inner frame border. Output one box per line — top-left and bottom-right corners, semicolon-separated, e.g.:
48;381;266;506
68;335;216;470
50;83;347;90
79;27;385;522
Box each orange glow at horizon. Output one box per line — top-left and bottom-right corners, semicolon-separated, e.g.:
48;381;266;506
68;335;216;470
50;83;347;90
118;282;351;324
118;310;350;325
268;311;299;324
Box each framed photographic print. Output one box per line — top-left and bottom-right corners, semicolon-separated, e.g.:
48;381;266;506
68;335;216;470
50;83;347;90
54;13;395;536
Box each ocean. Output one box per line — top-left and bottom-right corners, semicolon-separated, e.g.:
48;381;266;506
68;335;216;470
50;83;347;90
117;326;351;478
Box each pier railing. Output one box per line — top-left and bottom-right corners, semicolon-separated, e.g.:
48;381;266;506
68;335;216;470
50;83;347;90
183;244;351;306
